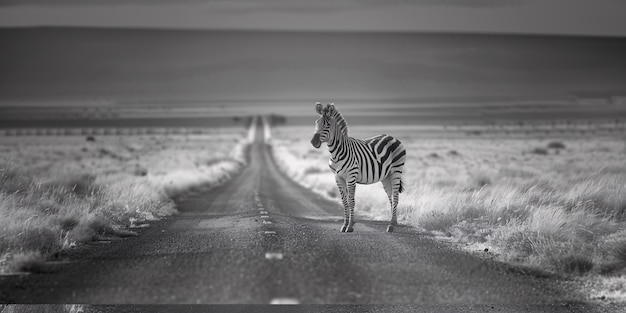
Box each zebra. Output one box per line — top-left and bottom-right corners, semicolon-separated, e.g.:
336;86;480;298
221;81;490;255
310;102;406;233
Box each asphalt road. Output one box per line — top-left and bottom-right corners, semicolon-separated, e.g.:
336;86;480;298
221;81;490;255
0;119;617;311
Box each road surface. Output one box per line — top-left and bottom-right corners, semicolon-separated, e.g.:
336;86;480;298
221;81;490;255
0;118;613;311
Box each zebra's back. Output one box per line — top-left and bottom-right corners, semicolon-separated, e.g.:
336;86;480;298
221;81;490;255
350;134;405;184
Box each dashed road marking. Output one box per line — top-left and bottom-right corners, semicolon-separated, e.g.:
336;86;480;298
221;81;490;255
260;215;270;219
259;211;268;215
270;298;300;305
262;220;272;224
264;231;276;235
265;252;283;260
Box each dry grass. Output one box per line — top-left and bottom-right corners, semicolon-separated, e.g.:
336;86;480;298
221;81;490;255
1;305;85;313
0;127;248;273
271;123;626;283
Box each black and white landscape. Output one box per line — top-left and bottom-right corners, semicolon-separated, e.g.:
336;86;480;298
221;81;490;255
1;1;625;312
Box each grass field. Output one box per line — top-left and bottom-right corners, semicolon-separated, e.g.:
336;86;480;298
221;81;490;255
0;305;86;313
271;121;626;301
0;126;249;274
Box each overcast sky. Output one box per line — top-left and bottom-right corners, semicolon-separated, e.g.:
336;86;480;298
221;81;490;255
1;0;626;36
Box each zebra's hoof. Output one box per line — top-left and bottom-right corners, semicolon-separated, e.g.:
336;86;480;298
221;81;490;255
346;227;354;233
340;225;348;232
387;225;394;233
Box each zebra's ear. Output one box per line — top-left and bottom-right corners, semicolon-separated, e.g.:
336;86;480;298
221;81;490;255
315;102;323;115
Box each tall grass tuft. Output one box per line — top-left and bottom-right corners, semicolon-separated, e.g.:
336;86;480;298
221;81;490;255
560;255;594;275
0;159;32;194
43;173;99;197
611;242;626;264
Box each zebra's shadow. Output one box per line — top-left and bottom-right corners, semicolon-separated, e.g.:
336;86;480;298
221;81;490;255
288;214;415;234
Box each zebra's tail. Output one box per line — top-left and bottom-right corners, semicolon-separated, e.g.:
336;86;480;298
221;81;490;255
399;179;404;194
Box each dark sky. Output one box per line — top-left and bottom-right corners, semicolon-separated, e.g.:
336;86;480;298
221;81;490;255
3;28;626;106
1;0;626;37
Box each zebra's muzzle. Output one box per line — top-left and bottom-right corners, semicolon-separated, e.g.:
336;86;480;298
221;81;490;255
311;133;321;148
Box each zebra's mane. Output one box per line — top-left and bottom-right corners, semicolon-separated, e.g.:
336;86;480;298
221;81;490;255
330;108;349;137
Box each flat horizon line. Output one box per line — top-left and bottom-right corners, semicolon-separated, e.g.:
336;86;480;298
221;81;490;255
2;25;626;40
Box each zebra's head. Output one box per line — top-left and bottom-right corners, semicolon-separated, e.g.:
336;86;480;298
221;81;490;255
311;102;335;149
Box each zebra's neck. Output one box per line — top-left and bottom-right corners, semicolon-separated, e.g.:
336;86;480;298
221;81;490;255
332;111;348;137
326;110;349;161
327;123;349;161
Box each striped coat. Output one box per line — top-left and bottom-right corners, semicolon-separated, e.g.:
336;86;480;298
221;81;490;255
311;102;406;233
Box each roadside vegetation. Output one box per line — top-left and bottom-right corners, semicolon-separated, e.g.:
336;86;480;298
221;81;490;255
271;121;626;302
0;305;87;313
0;126;249;274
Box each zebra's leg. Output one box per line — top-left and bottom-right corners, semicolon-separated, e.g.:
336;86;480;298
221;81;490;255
335;177;350;232
390;174;402;227
345;180;356;232
382;176;395;233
